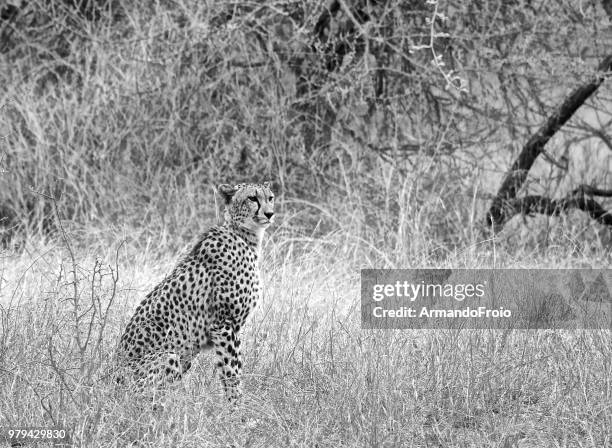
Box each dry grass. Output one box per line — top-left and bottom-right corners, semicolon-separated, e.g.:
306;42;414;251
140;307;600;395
1;1;611;447
1;229;611;447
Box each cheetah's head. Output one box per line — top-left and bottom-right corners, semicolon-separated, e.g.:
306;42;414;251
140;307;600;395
217;182;275;233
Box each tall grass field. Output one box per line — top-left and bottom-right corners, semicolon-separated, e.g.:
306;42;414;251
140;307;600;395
1;1;611;447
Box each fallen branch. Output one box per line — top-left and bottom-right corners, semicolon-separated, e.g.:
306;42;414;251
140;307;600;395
498;184;612;227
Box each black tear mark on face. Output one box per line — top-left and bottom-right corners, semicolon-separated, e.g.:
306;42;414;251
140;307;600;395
248;195;261;214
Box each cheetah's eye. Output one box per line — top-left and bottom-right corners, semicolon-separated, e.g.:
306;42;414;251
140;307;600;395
247;196;258;202
268;196;274;201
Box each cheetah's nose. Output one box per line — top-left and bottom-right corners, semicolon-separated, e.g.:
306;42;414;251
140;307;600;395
264;212;274;219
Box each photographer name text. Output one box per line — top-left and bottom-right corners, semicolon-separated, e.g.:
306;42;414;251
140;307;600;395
371;281;512;318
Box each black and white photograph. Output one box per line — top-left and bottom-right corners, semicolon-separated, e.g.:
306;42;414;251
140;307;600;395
1;1;611;446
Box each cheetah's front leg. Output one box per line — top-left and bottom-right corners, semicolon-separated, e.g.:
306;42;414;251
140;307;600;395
210;324;243;402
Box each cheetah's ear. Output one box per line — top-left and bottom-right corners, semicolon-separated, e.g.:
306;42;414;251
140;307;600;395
217;184;238;205
262;180;272;189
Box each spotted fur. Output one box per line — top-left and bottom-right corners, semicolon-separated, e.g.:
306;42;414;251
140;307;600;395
116;182;275;402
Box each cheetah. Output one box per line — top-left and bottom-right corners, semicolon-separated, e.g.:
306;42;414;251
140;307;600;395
116;182;275;402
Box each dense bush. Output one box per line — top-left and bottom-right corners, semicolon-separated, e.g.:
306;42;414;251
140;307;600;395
1;0;610;254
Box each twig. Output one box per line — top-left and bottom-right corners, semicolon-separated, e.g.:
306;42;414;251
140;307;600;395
411;0;467;92
496;186;612;227
31;187;85;358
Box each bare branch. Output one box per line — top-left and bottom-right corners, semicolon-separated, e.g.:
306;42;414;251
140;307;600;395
592;128;612;152
573;184;612;198
499;185;612;227
486;54;612;229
